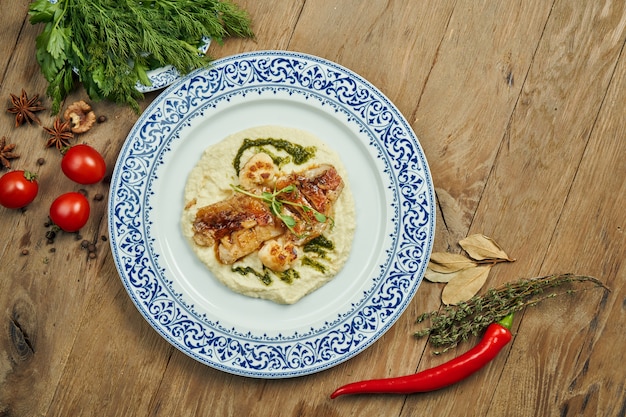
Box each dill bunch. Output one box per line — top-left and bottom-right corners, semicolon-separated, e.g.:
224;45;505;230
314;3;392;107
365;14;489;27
28;0;254;113
415;273;609;354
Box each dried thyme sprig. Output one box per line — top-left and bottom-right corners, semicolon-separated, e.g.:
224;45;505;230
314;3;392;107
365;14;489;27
415;273;609;354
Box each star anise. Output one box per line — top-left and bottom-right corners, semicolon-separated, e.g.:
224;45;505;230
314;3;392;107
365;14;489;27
43;117;74;150
7;89;45;127
0;136;19;169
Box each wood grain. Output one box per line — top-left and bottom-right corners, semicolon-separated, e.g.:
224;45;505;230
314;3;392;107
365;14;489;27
1;1;625;416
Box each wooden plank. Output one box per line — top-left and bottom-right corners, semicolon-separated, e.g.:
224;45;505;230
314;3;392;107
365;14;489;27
379;2;559;415
206;0;306;59
489;23;626;416
0;1;31;84
0;7;145;417
466;0;626;274
43;261;174;417
395;0;559;410
409;0;555;250
0;12;82;416
402;0;626;415
290;0;456;117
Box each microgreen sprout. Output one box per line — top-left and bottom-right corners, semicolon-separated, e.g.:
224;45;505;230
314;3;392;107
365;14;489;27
231;184;329;235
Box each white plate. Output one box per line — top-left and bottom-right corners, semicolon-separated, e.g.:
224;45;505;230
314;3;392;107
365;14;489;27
108;50;435;378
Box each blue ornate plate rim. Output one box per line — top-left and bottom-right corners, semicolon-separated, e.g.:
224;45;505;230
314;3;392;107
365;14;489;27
108;50;435;378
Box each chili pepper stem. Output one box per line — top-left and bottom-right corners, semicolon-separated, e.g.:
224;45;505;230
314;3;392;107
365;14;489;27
498;313;514;330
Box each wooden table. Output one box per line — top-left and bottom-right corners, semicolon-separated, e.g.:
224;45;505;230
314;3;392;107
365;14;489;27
2;1;625;416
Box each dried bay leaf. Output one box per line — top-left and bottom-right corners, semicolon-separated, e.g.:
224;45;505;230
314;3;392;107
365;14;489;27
441;265;492;305
425;268;457;283
428;252;477;273
459;234;515;261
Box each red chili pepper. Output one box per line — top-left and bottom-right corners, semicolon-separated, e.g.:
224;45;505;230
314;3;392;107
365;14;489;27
330;314;514;399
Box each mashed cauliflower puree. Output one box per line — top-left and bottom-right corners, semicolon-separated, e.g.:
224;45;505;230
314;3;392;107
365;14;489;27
181;125;356;304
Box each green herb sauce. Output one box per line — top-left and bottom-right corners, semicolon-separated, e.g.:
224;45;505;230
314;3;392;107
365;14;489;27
279;268;300;284
256;146;292;169
302;257;327;273
303;235;335;259
232;266;272;286
233;138;316;174
232;265;300;285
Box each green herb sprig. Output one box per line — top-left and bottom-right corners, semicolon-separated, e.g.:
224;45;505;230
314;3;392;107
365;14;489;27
415;273;609;354
28;0;254;113
232;184;329;235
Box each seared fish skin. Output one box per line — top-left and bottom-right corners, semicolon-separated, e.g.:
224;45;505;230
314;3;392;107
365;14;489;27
276;164;344;217
274;164;344;246
192;193;285;264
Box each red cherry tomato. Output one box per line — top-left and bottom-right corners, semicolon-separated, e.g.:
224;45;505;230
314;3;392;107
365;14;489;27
49;192;90;232
61;144;106;184
0;170;39;209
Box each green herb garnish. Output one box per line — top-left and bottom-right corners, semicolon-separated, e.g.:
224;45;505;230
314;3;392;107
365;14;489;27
232;184;329;236
28;0;254;113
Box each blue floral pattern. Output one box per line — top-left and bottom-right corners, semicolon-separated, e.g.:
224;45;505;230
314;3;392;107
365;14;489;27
109;51;435;378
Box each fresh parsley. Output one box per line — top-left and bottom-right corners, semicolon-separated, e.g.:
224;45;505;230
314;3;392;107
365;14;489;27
28;0;254;113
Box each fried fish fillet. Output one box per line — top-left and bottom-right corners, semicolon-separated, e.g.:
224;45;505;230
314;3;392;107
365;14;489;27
192;160;344;268
192;193;285;264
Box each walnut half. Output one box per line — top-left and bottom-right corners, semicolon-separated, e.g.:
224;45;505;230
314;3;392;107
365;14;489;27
64;101;96;133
